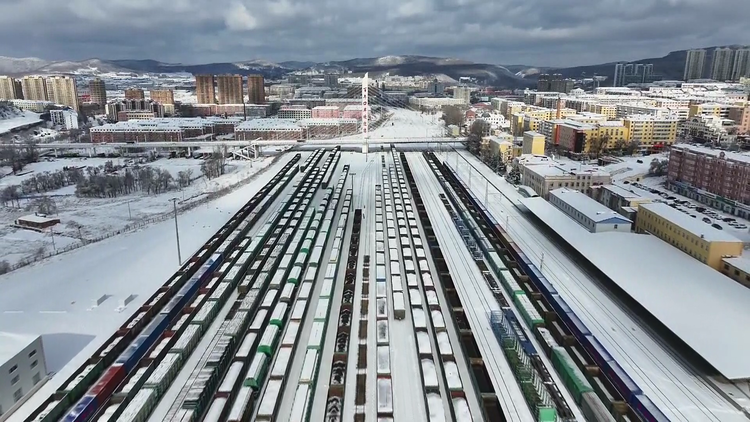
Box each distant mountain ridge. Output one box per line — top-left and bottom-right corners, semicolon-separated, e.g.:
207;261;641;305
0;46;742;87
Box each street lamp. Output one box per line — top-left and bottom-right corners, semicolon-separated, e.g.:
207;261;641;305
170;198;182;265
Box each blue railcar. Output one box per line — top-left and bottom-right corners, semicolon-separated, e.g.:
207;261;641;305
631;394;670;422
62;395;97;422
581;335;614;369
549;294;573;322
116;315;168;372
607;360;641;400
160;294;185;319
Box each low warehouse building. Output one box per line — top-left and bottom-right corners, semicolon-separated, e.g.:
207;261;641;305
15;214;60;230
549;188;632;233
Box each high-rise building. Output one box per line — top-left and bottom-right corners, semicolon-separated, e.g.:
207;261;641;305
45;76;79;111
684;49;707;80
124;88;145;100
453;86;471;104
731;49;750;81
46;76;79;111
89;78;107;105
195;75;215;104
13;80;23;99
217;75;244;104
149;89;175;105
0;76;18;100
537;74;574;93
247;75;265;104
613;63;657;86
324;74;339;88
21;76;48;101
711;47;735;81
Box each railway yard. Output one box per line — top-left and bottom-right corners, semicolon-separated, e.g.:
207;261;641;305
19;146;750;422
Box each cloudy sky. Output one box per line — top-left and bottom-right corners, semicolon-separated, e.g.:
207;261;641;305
0;0;747;67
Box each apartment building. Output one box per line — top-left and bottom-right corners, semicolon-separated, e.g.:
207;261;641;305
731;49;750;81
217;75;244;104
8;100;53;113
589;184;652;223
728;105;750;134
21;76;48;101
616;103;688;120
453;86;471;104
195;75;215;104
0;76;19;100
278;106;312;120
235;118;303;140
549;188;632;233
520;160;611;198
622;116;678;147
0;333;47;420
124;88;145;100
311;106;340;119
149;89;175;105
45;76;79;111
684;49;707;80
688;102;734;119
636;202;743;270
668;144;750;206
522;131;545;155
590;104;617;119
247;74;265;104
89;78;106;105
50;109;79;130
711;48;735;81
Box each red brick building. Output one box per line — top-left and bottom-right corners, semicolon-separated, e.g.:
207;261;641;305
668;144;750;205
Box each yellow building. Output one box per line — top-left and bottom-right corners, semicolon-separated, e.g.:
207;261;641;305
569;112;608;125
484;135;517;163
636;202;743;270
591;104;617;120
622;116;678;147
721;258;750;288
522;131;545;155
598;121;629;149
524;116;541;132
688;102;732;118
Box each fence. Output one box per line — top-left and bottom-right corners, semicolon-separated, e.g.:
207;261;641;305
2;155;284;274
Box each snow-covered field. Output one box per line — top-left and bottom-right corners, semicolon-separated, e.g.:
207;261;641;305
341;108;445;140
0;155;275;266
0;109;42;135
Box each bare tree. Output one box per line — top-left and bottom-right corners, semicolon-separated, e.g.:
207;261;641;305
441;105;464;127
470;119;491;137
625;140;640;156
35;196;57;215
0;260;10;275
649;158;669;176
587;135;609;159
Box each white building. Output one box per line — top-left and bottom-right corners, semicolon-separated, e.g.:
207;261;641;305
454;86;471;105
520;159;612;199
8;99;54;113
549;188;632;233
277;107;312;120
0;333;47;420
49;109;79;130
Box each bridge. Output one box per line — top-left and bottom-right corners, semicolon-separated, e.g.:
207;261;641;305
3;137;462;153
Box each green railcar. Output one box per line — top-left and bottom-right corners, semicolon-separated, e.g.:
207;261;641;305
552;346;593;404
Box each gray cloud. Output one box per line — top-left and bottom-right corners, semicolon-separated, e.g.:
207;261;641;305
0;0;747;67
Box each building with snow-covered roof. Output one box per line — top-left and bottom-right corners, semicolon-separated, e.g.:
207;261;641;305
277;106;311;120
520;159;611;199
342;104;364;119
298;118;359;138
15;214;60;230
589;184;652;220
235;118;303;140
311;106;340;119
0;332;47;420
636;202;743;270
90;117;239;143
721;257;750;288
549;187;632;232
8;100;53;113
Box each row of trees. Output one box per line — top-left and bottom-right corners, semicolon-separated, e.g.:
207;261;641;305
1;154;227;204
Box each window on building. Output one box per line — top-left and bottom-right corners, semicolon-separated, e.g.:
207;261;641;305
614;224;618;229
11;374;20;385
32;372;41;385
13;388;22;402
31;359;38;369
735;269;740;276
9;364;17;374
29;349;36;358
725;264;730;270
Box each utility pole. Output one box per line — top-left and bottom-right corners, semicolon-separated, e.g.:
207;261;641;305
485;180;489;204
127;201;132;220
170;198;182;265
50;228;56;251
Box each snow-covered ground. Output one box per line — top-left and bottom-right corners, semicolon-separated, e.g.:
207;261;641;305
0;155;275;266
0;109;42;135
5;153;297;421
340;108;445;140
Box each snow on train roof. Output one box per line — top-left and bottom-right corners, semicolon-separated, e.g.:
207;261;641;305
520;196;750;380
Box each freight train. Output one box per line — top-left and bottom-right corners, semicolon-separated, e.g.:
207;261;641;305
433;154;669;422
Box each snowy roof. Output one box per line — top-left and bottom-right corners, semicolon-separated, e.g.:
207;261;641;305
312;106;340;110
549;188;631;224
671;144;750;165
520;196;750;380
523;161;611;178
600;184;648;200
0;332;39;365
723;257;750;274
235;119;302;131
18;214;59;224
639;202;742;243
